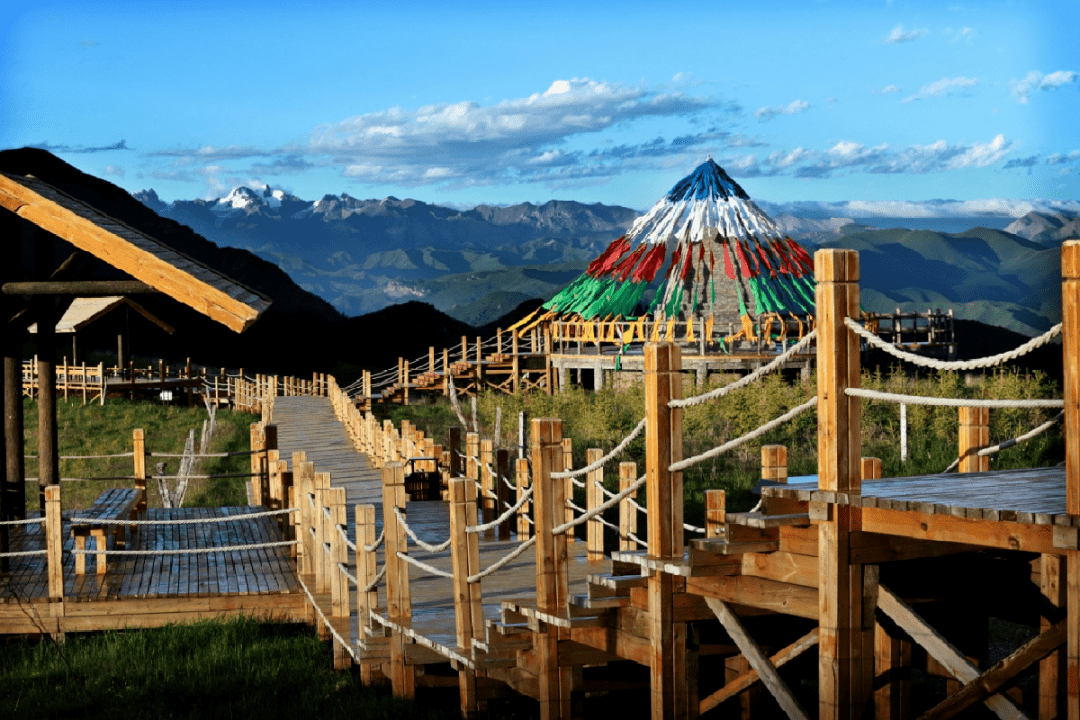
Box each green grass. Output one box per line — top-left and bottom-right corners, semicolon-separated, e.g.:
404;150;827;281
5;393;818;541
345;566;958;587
389;367;1064;533
20;397;259;512
0;616;463;720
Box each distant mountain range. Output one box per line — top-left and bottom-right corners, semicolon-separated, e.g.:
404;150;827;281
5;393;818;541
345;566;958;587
137;183;1079;333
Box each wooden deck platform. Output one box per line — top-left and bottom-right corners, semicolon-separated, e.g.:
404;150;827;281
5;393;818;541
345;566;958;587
0;506;305;634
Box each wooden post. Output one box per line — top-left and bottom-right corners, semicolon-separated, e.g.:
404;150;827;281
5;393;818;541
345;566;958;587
37;320;59;515
861;457;882;481
512;331;521;395
761;445;788;484
496;448;511;541
480;438;494;531
261;424;277;508
296;461;315;575
133;429;147;515
382;462;415;698
705;489;725;539
1061;241;1080;720
355;503;379;685
586;448;604;561
267;450;282;510
449;426;463;480
329;486;349;669
645;342;685;720
619;461;639;551
562;437;575;541
815;247;863;720
959;407;990;473
45;484;63;601
449;476;484;717
516;457;531;538
532;418;571;720
313;472;331;594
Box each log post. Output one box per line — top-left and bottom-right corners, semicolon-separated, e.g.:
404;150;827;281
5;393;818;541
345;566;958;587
132;429;147;515
329;486;349;669
313;471;331;594
356;503;380;685
959;407;991;473
480;438;494;532
815;247;864;720
645;342;685;720
562;437;575;541
45;484;63;601
586;448;604;561
619;461;639;551
532;417;571;720
705;489;725;539
512;331;521;395
249;423;263;505
267;450;282;510
261;424;278;508
449;476;484;717
382;462;415;698
296;460;315;575
516;457;531;538
1061;240;1080;720
496;447;511;541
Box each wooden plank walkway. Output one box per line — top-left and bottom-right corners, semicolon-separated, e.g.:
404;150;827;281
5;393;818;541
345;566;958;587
272;396;601;658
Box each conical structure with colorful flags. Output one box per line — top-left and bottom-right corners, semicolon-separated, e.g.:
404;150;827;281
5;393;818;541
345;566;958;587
537;158;816;330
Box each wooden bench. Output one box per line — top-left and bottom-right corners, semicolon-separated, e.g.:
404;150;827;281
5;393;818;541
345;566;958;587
71;487;142;575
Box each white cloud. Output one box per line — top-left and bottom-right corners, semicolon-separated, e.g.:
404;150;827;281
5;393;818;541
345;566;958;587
103;165;125;178
902;76;978;103
885;24;928;43
1009;70;1078;103
877;84;901;94
300;78;715;188
783;134;1012;178
754;99;810;121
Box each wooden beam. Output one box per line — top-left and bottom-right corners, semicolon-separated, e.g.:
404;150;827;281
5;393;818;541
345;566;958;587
919;620;1065;720
861;506;1056;554
815;247;863;720
0;174;269;332
1061;241;1080;720
2;280;160;295
876;583;1028;720
699;626;818;714
704;597;811;720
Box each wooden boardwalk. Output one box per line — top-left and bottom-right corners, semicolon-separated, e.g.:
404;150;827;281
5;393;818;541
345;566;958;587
0;505;304;633
272;395;599;658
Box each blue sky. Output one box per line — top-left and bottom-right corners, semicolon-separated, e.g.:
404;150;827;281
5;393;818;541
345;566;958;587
2;0;1077;213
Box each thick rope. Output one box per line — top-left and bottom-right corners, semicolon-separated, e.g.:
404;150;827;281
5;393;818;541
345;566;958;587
392;506;452;552
467;536;537;583
364;529;385;553
0;549;48;558
845;387;1063;409
71;507;298;526
364;565;387;592
553;473;647;536
0;517;45;527
845;317;1062;370
397;550;454;578
467;485;533;534
979;410;1064;456
73;540;300;555
670;397;818;473
336;523;357;552
551;417;647;480
671;330;818;408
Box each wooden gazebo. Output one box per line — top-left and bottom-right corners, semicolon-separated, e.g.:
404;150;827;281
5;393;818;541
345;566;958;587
0;170;271;542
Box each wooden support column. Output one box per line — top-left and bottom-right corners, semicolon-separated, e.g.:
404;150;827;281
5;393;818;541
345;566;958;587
645;342;686;720
532;418;571;720
45;484;63;602
586;448;604;561
449;476;484;717
261;424;277;508
874;616;912;720
328;486;350;669
1042;553;1066;720
512;331;521;395
355;503;380;685
480;438;495;531
296;460;315;575
516;457;531;538
382;462;415;698
620;461;638;551
959;407;991;474
705;489;725;539
1062;241;1080;720
815;247;863;720
562;437;575;541
496;448;511;540
133;429;147;515
36;304;59;515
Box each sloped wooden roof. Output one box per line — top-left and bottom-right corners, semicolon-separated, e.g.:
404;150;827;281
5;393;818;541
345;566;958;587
0;172;271;332
29;296;175;335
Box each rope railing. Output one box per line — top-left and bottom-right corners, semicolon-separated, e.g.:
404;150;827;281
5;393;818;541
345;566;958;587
0;549;48;558
845;388;1064;409
671;330;818;409
669;397;819;473
551;417;647;480
392;506;452;553
552;473;647;536
978;411;1064;456
466;536;536;583
467;485;533;534
397;551;454;578
0;517;45;526
69;507;298;526
845;316;1061;370
365;529;385;553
